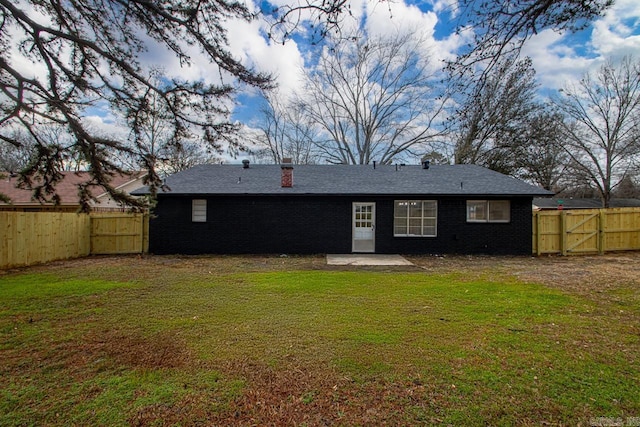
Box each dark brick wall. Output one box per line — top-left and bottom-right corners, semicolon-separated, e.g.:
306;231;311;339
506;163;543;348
149;195;533;255
149;195;352;255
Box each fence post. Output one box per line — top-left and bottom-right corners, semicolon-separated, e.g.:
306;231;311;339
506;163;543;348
534;211;541;256
561;211;568;256
598;209;606;255
143;213;150;253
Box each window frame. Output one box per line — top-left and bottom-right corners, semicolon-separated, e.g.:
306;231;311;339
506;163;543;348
192;199;207;223
466;200;510;223
393;200;437;237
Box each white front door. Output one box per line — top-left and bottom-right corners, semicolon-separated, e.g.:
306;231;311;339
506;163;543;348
352;203;375;253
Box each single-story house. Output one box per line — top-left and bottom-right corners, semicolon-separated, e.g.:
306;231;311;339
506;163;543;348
0;171;147;212
137;161;553;255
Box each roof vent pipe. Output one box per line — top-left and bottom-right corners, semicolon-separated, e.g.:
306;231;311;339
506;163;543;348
373;160;376;169
422;160;430;170
242;159;250;168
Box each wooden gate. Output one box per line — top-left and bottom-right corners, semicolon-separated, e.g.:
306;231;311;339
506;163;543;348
561;211;600;255
90;213;149;254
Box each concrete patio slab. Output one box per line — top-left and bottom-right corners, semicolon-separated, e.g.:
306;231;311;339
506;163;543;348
326;254;414;266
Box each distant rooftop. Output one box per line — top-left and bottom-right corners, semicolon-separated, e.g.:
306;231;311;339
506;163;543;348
533;197;640;209
136;163;553;197
0;171;146;207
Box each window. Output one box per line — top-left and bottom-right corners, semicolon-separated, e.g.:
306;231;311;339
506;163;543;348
394;200;437;237
466;200;510;223
192;199;207;222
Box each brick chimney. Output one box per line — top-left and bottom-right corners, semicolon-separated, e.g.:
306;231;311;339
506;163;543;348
281;158;293;188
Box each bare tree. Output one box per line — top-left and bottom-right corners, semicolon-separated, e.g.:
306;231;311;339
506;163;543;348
249;92;320;164
552;56;640;207
122;73;177;177
612;175;640;198
1;0;272;210
298;30;449;165
515;111;569;191
0;130;33;173
1;126;99;206
421;150;450;165
113;137;221;177
452;56;540;175
108;73;221;178
0;124;90;173
158;142;222;176
264;0;351;44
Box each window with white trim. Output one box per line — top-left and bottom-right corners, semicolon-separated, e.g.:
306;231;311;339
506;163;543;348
466;200;510;223
192;199;207;222
394;200;437;237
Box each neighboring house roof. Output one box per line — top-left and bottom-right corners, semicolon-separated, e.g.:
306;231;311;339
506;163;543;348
533;197;640;210
136;164;553;197
0;171;147;208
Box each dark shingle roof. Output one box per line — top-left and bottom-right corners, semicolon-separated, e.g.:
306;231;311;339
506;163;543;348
135;164;553;197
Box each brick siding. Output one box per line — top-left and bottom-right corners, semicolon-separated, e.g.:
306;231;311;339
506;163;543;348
149;195;533;255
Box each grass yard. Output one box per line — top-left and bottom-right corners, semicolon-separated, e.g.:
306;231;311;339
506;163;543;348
1;254;639;426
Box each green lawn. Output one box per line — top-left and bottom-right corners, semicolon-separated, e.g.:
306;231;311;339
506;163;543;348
1;256;638;425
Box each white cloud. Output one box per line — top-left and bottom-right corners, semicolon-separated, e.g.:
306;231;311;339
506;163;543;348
590;0;640;59
327;0;464;69
522;30;598;90
5;3;54;82
82;115;129;141
368;2;437;37
430;0;458;15
226;18;306;95
524;0;640;90
139;33;229;85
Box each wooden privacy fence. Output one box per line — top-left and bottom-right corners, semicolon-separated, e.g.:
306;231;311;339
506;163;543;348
1;212;148;269
0;211;91;269
533;208;640;255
